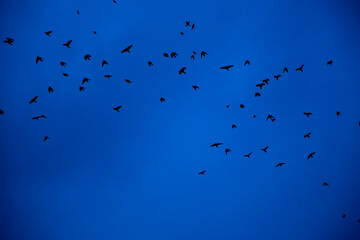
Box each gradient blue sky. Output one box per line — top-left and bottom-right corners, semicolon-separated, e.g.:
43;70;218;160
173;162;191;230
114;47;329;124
1;0;360;239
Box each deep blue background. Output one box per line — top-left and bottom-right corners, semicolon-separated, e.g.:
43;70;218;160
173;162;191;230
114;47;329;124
1;0;360;239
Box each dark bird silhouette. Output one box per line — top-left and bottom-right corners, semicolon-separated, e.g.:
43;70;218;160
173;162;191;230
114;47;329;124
261;146;268;152
255;92;261;97
180;32;184;35
163;53;169;57
244;60;250;66
160;97;166;103
226;105;230;109
32;116;40;120
275;163;285;167
274;75;281;80
102;60;108;67
121;45;133;53
62;40;72;48
0;109;4;115
82;78;90;85
220;65;234;71
266;114;275;121
84;54;91;61
170;52;177;58
36;56;44;64
225;149;231;155
63;73;69;77
256;83;265;89
44;136;49;141
307;152;316;160
125;79;132;84
113;0;117;3
200;51;208;58
40;115;47;119
76;10;80;14
113;106;122;112
60;61;67;66
327;60;333;66
198;170;206;175
295;64;304;72
192;85;199;91
3;37;14;45
358;219;360;222
45;31;53;36
232;124;237;129
210;143;223;148
48;86;53;93
191;55;195;60
179;67;187;75
79;86;85;92
148;61;153;66
240;104;244;108
342;214;346;218
191;23;195;30
29;96;38;104
93;31;97;35
185;21;190;26
323;182;329;186
263;78;269;84
336;111;341;116
104;75;112;79
283;67;288;73
193;51;196;55
253;115;256;118
244;152;252;158
304;132;311;138
304;112;312;117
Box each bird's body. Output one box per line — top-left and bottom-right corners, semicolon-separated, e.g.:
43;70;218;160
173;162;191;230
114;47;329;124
3;37;14;45
336;111;341;116
210;143;223;148
84;54;91;61
44;136;49;141
327;60;333;66
191;23;195;30
60;61;67;67
283;67;288;73
62;40;72;48
82;78;90;85
220;65;234;71
255;92;261;97
263;78;269;84
163;53;169;57
192;85;199;90
244;60;250;66
104;75;112;79
102;60;108;67
274;75;281;80
79;86;85;92
244;152;252;158
125;79;132;84
36;56;44;64
225;149;231;155
63;73;69;77
261;146;268;152
295;64;304;72
198;170;206;175
113;106;122;112
304;132;311;138
179;67;187;75
304;112;312;117
240;104;244;108
323;182;329;186
200;51;208;58
121;45;133;53
232;124;237;129
148;61;153;66
191;55;195;60
275;163;285;167
256;83;265;89
29;96;38;104
48;86;53;93
160;97;166;103
170;52;177;58
307;152;316;160
185;21;190;26
45;31;53;36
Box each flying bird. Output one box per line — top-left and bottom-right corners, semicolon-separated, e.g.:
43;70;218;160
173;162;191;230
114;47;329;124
32;116;40;120
121;45;133;53
44;136;49;141
29;96;38;104
304;112;312;117
255;92;261;97
163;53;169;57
225;149;231;155
84;54;91;61
0;109;4;115
170;52;177;58
62;40;72;48
210;143;223;148
263;78;269;84
185;21;190;26
256;83;265;89
48;86;53;93
76;10;80;14
82;78;90;85
45;31;53;36
148;61;153;66
3;37;14;45
113;106;122;112
36;56;44;64
295;64;304;72
232;124;237;129
60;61;67;66
274;75;281;80
200;51;208;58
323;182;329;186
180;32;184;35
307;152;316;160
113;0;117;3
104;75;112;79
283;67;288;73
240;104;245;108
125;79;132;84
261;146;268;152
266;114;275;121
102;60;108;67
63;73;69;77
93;31;97;35
160;97;166;102
192;85;199;90
304;132;311;138
275;163;285;167
244;60;250;66
336;111;341;116
342;214;346;218
226;105;230;109
79;86;85;92
191;23;195;30
220;65;234;71
327;60;333;66
179;67;187;75
198;170;206;175
193;51;196;55
191;55;195;60
244;152;252;158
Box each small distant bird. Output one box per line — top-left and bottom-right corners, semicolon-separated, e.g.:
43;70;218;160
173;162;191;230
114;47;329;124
40;115;47;119
336;111;341;116
113;106;122;112
244;152;252;158
45;31;53;36
225;149;231;155
0;109;4;115
275;163;285;167
113;0;117;3
253;115;256;118
79;86;85;92
274;75;281;80
342;214;346;218
62;40;72;48
266;114;275;121
48;86;53;93
240;104;244;108
283;67;288;73
295;64;304;72
200;51;208;58
185;21;190;26
163;53;169;57
192;85;199;90
93;31;97;35
44;136;49;141
104;75;112;79
3;37;14;45
63;73;69;77
358;219;360;222
304;112;312;117
256;83;265;89
148;61;153;66
327;60;333;66
199;170;206;175
32;116;40;120
232;124;237;129
210;143;223;148
255;92;261;97
121;45;133;53
323;182;329;186
263;78;269;84
261;146;268;152
36;56;44;64
160;97;166;102
221;65;234;71
29;96;38;104
102;60;108;67
304;132;311;138
191;23;195;30
191;55;195;60
193;51;196;55
180;32;184;35
125;79;132;84
84;54;91;61
244;60;250;66
179;67;187;75
82;78;90;85
76;10;80;14
171;52;177;58
226;105;230;109
307;152;316;160
60;61;67;66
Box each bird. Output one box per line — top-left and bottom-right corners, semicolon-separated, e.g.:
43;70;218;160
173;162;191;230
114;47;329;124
191;55;195;60
225;149;231;155
192;85;199;91
256;83;265;89
148;61;153;66
3;37;14;45
160;97;166;103
170;52;177;58
180;32;184;35
266;114;275;121
307;152;316;160
76;10;80;14
263;78;269;84
336;111;341;116
304;112;312;117
163;53;169;57
121;45;133;53
244;60;250;66
253;115;256;118
185;21;190;26
113;106;122;112
221;65;234;71
244;152;252;158
32;116;40;120
191;23;195;30
342;214;346;218
62;40;72;48
48;86;53;93
304;132;311;138
93;31;97;35
84;54;91;61
199;170;206;175
102;60;108;67
63;73;69;77
295;64;304;72
113;0;117;3
125;79;132;84
79;86;85;92
261;146;268;152
40;115;47;119
104;75;112;79
29;96;38;104
179;67;187;75
323;182;329;186
275;163;285;167
193;51;196;55
60;61;67;66
240;104;244;108
45;31;53;36
82;78;90;85
283;67;288;73
274;75;281;80
232;124;237;129
44;136;49;141
226;105;230;109
327;60;333;66
0;109;4;115
255;92;261;97
200;51;208;58
36;56;44;64
210;143;223;148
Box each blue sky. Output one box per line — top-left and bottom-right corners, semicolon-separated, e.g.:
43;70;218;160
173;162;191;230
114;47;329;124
1;0;360;239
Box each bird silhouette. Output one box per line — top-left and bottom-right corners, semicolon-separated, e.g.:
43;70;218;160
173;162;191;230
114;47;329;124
336;111;341;116
3;37;14;45
104;75;112;79
76;10;80;14
82;78;90;85
275;163;285;167
304;132;311;138
32;116;40;120
40;115;46;119
244;152;252;158
327;60;333;66
323;182;329;186
193;51;196;55
125;79;132;84
342;214;346;218
226;105;230;109
283;67;288;73
295;64;304;72
84;54;91;61
45;31;53;36
63;73;69;77
60;61;67;66
113;0;117;3
240;104;244;108
29;96;38;104
210;143;223;148
191;55;195;60
102;60;108;67
121;45;133;53
274;75;281;80
198;170;206;175
160;97;166;102
180;32;184;35
170;52;177;58
36;56;44;64
307;152;316;160
261;146;268;152
62;40;72;48
253;115;256;118
255;92;261;97
163;53;169;57
148;61;153;66
266;114;275;121
220;65;234;71
263;78;269;84
256;83;265;89
93;31;97;35
48;86;53;93
185;21;190;26
179;67;187;75
200;51;208;58
304;112;312;117
79;86;85;92
191;23;195;30
44;136;49;141
0;109;4;115
113;106;122;112
192;85;199;90
244;60;250;66
225;149;231;155
232;124;237;129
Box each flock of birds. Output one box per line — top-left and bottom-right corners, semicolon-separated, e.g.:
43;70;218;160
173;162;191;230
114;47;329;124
1;5;360;225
